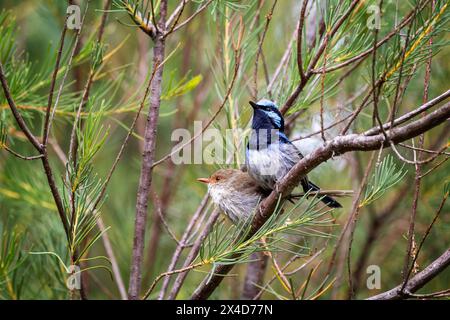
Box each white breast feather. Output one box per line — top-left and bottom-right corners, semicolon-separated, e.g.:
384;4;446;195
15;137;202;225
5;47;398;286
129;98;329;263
246;143;301;189
208;184;260;224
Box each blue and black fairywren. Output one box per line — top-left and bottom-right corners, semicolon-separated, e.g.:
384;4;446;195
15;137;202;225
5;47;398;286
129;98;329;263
245;99;342;208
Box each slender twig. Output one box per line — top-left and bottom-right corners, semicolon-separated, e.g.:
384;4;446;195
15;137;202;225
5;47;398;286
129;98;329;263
96;217;128;300
346;152;376;299
296;0;309;82
312;0;431;74
0;62;70;238
281;0;361;115
389;4;419;131
169;0;213;35
267;18;299;96
370;0;389;145
149;0;159;34
1;146;44;160
166;0;188;28
401;189;448;293
93;64;159;211
158;194;210;300
151;56;240;168
390;141;447;165
151;189;181;245
401;4;436;290
43;14;69;146
403;289;450;299
143;261;205;300
398;142;449;156
253;0;277;99
291;85;368;141
319;34;328;143
253;248;324;300
166;209;221;300
364;89;450;136
164;0;186;38
45;4;89;146
419;157;448;179
0;63;43;152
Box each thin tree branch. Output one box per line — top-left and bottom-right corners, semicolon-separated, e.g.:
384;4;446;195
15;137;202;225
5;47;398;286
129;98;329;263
1;145;44;160
401;188;447;293
128;0;168;300
42;14;68;146
367;249;450;300
364;89;450;136
151;56;240;168
296;0;309;82
0;63;43;152
312;0;431;74
168;0;213;35
166;209;221;300
158;194;210;300
280;0;361;115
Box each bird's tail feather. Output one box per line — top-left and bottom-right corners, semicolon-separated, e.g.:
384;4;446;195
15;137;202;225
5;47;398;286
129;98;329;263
301;179;342;208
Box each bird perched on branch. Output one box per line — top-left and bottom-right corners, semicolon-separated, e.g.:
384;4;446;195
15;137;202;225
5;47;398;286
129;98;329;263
197;169;270;225
245;99;342;208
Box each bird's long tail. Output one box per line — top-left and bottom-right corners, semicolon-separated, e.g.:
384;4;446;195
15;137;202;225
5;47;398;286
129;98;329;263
301;179;342;208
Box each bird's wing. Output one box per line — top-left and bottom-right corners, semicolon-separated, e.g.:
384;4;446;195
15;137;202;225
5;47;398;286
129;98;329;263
278;131;305;159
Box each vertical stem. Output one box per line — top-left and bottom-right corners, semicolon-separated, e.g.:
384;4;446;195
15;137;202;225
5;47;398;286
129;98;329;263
223;8;240;167
241;252;268;299
128;1;167;300
401;0;435;290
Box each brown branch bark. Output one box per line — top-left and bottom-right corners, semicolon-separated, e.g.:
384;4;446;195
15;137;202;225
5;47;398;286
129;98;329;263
367;249;450;300
128;0;168;300
241;252;268;300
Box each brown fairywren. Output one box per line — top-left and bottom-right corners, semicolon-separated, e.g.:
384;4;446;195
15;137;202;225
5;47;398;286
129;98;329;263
197;169;270;225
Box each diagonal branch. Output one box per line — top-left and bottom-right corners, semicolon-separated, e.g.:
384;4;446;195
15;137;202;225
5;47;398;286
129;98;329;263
0;62;70;237
367;249;450;300
0;63;43;152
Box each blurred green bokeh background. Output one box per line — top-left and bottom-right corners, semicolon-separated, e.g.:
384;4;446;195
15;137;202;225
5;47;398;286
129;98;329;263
0;0;448;300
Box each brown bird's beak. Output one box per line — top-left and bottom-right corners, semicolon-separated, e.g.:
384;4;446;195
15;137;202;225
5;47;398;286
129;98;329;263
197;178;210;184
249;101;259;109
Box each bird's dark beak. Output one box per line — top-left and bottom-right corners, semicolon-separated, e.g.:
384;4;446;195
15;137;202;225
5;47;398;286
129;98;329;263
249;101;259;109
197;178;210;184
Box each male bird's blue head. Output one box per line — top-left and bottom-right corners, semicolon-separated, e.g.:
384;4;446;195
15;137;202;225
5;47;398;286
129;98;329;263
249;99;284;131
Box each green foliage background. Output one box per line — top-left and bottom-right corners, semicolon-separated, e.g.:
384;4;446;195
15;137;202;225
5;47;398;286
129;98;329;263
0;0;448;299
